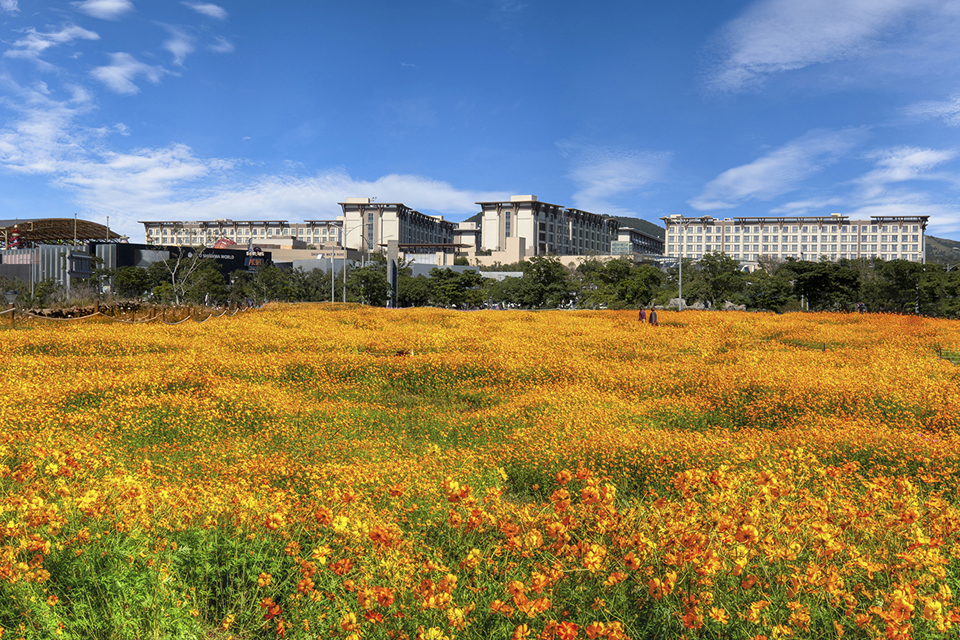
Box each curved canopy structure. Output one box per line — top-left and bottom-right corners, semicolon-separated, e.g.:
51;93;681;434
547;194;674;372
0;218;121;248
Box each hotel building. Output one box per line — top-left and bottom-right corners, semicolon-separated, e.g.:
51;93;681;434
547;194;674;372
661;214;929;265
141;219;343;247
477;195;622;257
338;198;455;253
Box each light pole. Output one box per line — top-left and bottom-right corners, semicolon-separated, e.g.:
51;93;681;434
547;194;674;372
676;220;691;312
341;224;366;303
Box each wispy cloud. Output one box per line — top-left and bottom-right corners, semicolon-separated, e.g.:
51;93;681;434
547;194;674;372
160;25;195;66
770;146;960;234
0;82;508;238
1;0;19;14
769;197;845;215
182;2;227;20
704;0;936;92
4;25;100;70
558;141;671;215
72;0;134;20
90;52;169;94
688;128;866;210
905;94;960;126
139;173;511;225
495;0;526;13
208;36;234;53
850;200;960;236
0;80;98;175
856;146;958;198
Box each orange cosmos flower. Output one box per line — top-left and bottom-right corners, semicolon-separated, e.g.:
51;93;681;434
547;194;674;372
736;525;759;545
512;624;531;640
709;607;729;624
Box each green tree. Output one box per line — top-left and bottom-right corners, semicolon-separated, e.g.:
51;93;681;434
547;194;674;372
349;264;389;306
742;269;794;311
515;256;575;308
784;259;860;311
428;268;486;309
146;248;217;305
575;258;662;309
689;252;745;309
397;274;431;307
181;259;229;304
247;265;290;305
113;266;151;298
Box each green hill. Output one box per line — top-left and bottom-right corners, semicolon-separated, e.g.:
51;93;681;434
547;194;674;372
926;235;960;265
610;216;664;239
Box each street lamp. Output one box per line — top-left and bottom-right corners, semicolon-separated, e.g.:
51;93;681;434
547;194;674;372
341;224;367;303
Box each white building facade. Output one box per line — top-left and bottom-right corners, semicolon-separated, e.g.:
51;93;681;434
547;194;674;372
661;214;929;265
338;198;455;254
141;219;342;247
476;195;620;257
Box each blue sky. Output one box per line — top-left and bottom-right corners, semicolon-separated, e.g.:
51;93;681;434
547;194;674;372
2;0;960;241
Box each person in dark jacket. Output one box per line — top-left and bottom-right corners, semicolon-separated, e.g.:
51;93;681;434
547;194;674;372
649;309;658;326
638;308;646;322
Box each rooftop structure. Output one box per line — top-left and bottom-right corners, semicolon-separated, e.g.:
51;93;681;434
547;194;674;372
1;217;122;248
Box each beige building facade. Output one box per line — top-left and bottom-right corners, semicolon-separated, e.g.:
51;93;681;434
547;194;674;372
141;219;342;247
477;195;620;257
661;214;929;266
339;198;455;254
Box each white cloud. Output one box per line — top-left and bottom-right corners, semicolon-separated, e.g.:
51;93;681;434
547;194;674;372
208;36;234;53
0;80;96;175
705;0;939;92
182;2;227;20
559;141;671;215
4;25;100;69
1;0;19;14
125;173;510;228
767;146;960;233
905;94;960;126
689;128;866;210
856;146;958;198
769;197;845;215
72;0;134;20
849;200;960;236
90;52;169;94
0;82;510;238
161;26;195;66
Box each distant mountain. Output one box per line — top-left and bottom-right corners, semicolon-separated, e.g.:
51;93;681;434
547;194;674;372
926;235;960;264
461;212;665;239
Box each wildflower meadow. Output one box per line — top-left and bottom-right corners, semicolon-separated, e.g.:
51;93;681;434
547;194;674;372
2;305;960;640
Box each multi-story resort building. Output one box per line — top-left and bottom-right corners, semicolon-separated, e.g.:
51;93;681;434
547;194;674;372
140;195;665;265
338;198;455;254
661;214;929;266
477;195;624;257
141;219;343;247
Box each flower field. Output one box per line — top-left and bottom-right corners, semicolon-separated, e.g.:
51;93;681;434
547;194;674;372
2;305;960;640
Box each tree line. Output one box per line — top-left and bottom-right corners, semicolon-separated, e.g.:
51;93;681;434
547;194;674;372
3;251;958;317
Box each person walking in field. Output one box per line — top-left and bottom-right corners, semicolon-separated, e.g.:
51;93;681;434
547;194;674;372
638;308;646;322
649;309;658;326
